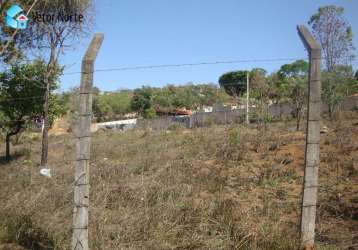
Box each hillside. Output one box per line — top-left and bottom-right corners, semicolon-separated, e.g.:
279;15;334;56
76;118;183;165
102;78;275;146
0;112;357;250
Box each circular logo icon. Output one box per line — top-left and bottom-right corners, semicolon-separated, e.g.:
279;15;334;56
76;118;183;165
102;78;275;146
5;4;29;29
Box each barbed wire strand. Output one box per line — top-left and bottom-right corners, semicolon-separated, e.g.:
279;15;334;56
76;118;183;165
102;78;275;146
61;56;358;75
1;56;357;102
62;57;306;75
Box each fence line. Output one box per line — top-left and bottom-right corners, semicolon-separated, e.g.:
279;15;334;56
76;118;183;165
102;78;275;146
131;98;357;131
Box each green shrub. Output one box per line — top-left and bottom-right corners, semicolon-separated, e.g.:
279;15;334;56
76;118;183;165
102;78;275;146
143;107;157;119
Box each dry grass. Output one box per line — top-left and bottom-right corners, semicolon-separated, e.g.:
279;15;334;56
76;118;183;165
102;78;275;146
0;112;357;249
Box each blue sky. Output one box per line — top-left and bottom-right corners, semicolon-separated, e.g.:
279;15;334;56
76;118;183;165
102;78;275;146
59;0;358;92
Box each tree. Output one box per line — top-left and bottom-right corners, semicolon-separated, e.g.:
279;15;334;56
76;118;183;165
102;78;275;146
249;68;267;91
218;70;248;102
278;60;308;78
309;5;355;72
152;87;172;109
92;90;132;122
355;70;358;81
131;87;154;118
249;69;271;125
172;86;197;108
24;0;93;167
0;61;61;160
195;83;230;107
148;83;231;113
2;0;93;166
322;65;356;118
278;60;309;130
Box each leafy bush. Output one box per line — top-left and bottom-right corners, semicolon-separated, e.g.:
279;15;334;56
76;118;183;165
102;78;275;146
143;107;157;119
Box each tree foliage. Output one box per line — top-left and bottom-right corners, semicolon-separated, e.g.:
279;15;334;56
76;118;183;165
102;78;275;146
130;87;153;116
93;90;132;121
128;84;230;119
278;60;309;79
278;60;308;130
249;70;271;125
218;71;248;98
0;61;62;159
309;5;355;72
249;68;266;91
322;65;356;118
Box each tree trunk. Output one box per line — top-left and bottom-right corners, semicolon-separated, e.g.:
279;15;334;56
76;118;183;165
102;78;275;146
5;133;11;161
40;46;56;167
328;105;332;119
4;121;24;161
296;109;300;131
40;80;50;166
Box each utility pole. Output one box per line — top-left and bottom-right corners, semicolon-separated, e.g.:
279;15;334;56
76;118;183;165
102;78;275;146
297;25;321;250
246;71;250;124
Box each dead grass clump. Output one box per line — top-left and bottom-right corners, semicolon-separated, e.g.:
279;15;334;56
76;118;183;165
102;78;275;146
0;213;55;250
219;126;246;162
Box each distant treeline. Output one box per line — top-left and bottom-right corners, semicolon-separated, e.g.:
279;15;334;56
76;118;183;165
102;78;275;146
61;84;233;122
58;60;358;124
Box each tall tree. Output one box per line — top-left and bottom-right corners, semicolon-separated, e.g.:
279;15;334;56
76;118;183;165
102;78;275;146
309;5;355;72
23;0;93;167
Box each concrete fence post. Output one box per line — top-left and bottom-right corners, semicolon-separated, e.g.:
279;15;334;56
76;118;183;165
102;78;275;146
297;25;321;250
72;33;104;250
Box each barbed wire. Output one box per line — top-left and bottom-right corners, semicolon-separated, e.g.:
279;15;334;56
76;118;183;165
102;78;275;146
1;57;305;91
62;57;306;75
0;55;357;102
62;56;358;75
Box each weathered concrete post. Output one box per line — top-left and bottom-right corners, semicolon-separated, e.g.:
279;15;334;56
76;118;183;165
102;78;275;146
72;33;104;250
297;25;321;250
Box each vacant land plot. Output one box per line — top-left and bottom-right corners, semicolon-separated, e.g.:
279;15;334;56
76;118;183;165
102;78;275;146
0;112;357;250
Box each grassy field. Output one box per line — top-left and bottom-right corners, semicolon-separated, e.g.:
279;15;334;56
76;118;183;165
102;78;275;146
0;112;357;250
